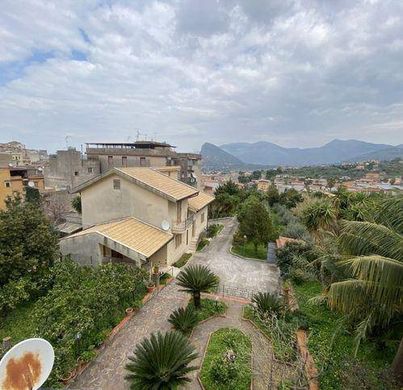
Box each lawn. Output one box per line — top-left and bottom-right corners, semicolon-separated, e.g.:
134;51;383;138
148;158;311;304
200;328;252;390
232;241;267;260
188;298;227;322
293;281;399;390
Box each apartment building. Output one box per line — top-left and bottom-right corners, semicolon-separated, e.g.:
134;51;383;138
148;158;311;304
60;167;214;270
0;166;44;209
85;141;202;188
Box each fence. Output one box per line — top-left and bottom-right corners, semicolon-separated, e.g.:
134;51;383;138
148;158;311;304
217;284;257;300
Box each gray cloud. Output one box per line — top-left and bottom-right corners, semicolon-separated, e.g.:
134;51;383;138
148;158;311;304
0;0;402;152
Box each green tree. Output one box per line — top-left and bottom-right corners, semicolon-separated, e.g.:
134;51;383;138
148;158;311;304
327;196;403;381
25;186;41;204
72;195;82;214
266;184;280;207
238;196;273;252
125;331;198;389
279;188;303;208
177;265;219;308
298;197;337;234
0;194;58;287
214;180;240;197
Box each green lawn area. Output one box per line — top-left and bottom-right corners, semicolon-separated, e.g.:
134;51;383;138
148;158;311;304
0;301;38;344
188;298;227;322
197;238;209;251
200;328;252;390
173;252;192;268
232;241;267;260
293;281;399;390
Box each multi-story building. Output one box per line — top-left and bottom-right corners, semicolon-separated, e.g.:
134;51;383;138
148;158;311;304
60;167;214;270
44;148;101;190
85;141;202;188
0;166;44;209
256;179;270;192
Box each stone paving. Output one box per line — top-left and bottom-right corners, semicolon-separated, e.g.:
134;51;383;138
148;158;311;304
69;218;282;390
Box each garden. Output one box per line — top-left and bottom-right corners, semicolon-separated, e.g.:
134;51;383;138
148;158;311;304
0;195;148;387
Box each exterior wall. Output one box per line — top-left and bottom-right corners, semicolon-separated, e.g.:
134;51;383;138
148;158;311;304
0;169;13;210
81;174;170;228
96;154;168;173
45;149;100;190
60;233;146;267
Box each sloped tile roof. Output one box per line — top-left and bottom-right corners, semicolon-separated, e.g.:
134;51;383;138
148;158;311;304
64;217;173;258
188;191;215;212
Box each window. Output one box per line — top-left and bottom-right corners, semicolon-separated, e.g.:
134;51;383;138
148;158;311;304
74;171;79;176
5;181;10;188
122;156;127;167
175;234;182;248
88;167;93;174
201;212;205;223
108;156;113;166
140;157;147;166
113;179;121;190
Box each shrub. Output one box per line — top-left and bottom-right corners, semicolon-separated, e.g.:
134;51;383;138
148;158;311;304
125;331;198;388
197;238;209;251
206;224;223;238
168;306;199;335
276;242;313;277
173;253;192;268
251;292;284;319
33;259;147;384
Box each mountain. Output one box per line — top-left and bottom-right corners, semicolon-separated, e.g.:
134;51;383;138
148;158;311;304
201;142;246;171
219;139;400;166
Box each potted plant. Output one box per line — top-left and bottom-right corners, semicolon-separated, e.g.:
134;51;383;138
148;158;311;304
147;281;156;293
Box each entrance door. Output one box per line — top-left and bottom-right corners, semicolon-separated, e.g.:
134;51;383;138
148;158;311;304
186;230;189;245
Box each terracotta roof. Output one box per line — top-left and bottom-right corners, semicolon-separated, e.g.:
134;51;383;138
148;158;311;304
64;217;173;258
188;192;215;212
276;236;303;249
74;167;198;202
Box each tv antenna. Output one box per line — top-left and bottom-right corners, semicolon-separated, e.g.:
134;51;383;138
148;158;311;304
0;338;55;390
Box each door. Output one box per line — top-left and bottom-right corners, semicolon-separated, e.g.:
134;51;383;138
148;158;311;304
186;230;189;245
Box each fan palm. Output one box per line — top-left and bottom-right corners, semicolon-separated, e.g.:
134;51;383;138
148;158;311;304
176;265;219;308
125;331;198;389
327;196;403;381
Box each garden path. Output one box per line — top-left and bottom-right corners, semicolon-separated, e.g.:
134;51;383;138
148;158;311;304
69;218;282;390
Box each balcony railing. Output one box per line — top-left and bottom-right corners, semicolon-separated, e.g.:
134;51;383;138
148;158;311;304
172;215;195;233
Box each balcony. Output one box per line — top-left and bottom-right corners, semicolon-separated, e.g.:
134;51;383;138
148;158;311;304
172;215;195;233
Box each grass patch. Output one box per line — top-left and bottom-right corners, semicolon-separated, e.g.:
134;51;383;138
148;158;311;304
232;241;267;260
206;224;224;238
243;306;297;362
197;238;209;251
200;328;252;390
0;301;38;344
188;298;227;322
173;253;192;268
293;281;399;390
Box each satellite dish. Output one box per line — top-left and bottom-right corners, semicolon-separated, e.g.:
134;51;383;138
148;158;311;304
0;338;54;390
161;220;170;231
28;181;35;188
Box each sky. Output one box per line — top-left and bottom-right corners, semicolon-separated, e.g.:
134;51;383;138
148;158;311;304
0;0;403;153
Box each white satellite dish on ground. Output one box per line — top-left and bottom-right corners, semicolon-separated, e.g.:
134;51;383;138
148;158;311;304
0;338;54;390
161;220;170;231
27;181;35;188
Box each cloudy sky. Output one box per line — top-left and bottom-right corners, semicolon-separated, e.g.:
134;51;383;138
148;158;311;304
1;0;403;152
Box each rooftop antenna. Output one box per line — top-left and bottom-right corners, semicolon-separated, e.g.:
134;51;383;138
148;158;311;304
0;338;55;390
136;130;141;141
65;136;70;149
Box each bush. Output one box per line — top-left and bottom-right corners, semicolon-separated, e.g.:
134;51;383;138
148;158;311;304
276;242;313;277
188;298;227;322
251;292;284;319
197;238;209;251
173;253;192;268
168;306;199;335
206;223;224;238
33;259;147;384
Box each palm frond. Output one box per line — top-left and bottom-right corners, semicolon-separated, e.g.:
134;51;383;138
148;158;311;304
374;196;403;234
339;220;403;260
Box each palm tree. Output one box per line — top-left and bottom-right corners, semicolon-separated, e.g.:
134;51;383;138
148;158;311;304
125;331;198;389
298;197;337;235
252;292;283;319
168;306;199;335
327;196;403;381
176;265;219;308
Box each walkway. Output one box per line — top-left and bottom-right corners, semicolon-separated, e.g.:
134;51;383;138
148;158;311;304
69;218;282;389
185;298;297;390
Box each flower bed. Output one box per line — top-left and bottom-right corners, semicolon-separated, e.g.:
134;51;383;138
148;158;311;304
200;328;252;390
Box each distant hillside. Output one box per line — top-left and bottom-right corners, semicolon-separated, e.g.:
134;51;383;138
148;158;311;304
219;139;400;166
201;142;245;171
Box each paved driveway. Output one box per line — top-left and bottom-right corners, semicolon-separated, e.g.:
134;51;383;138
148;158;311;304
69;217;280;390
192;218;281;296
